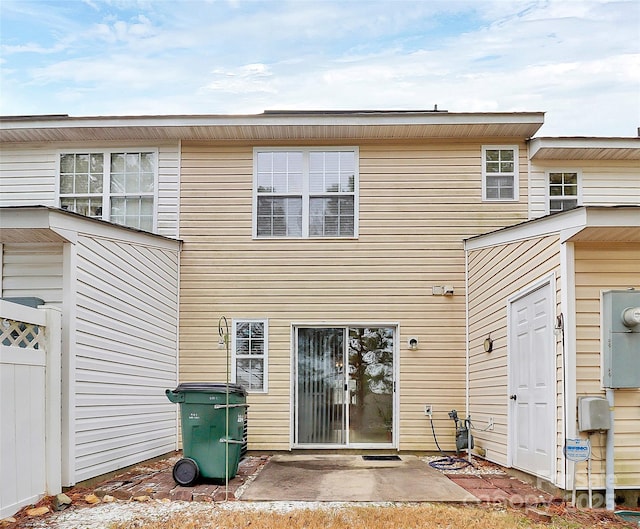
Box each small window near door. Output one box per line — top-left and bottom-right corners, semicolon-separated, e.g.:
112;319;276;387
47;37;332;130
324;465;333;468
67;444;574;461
548;171;580;214
232;319;268;393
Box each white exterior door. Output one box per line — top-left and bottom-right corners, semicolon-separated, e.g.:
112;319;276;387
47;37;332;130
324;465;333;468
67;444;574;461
509;280;555;480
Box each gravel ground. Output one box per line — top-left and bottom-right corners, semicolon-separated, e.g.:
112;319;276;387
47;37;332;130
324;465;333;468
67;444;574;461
16;500;404;529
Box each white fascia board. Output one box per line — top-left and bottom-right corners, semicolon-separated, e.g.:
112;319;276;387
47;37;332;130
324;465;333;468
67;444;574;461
48;209;181;251
465;207;640;251
465;209;587;251
1;111;545;130
0;206;53;230
530;137;640;158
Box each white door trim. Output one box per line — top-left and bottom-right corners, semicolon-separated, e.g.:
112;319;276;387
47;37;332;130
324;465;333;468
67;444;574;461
290;322;399;450
507;273;557;481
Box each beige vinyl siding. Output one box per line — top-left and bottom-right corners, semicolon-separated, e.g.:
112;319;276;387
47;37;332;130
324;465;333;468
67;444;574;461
0;142;180;238
0;243;63;306
467;235;562;474
574;242;640;489
179;140;529;451
529;160;640;218
73;234;179;482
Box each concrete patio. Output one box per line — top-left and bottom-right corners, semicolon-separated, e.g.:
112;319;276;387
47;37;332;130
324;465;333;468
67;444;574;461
85;452;560;506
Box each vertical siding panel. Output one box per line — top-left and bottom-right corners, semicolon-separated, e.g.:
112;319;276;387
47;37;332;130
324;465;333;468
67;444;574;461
73;234;179;481
574;242;640;489
179;140;530;451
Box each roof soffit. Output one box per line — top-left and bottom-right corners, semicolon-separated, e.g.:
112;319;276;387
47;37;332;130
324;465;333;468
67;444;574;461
0;112;545;143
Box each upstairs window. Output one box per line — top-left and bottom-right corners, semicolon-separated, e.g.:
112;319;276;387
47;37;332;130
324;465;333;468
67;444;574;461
254;148;358;238
482;146;519;201
548;171;580;214
59;150;156;231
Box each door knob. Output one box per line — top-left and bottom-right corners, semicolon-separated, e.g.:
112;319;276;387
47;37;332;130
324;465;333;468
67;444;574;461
510;394;517;401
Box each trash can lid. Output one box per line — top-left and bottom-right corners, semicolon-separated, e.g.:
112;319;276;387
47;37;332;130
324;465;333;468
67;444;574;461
170;382;247;396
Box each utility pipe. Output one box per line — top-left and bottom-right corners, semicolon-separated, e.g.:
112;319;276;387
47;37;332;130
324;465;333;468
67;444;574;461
605;388;615;511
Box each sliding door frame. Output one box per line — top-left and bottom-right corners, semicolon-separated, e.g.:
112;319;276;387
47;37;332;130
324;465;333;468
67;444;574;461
290;322;400;450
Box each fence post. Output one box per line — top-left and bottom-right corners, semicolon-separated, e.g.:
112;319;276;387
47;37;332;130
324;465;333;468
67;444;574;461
43;306;62;496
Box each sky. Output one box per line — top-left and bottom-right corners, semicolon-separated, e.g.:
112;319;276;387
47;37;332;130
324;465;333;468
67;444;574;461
0;0;639;136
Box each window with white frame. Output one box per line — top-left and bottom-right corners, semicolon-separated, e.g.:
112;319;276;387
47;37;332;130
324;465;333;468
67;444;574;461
482;146;519;201
548;171;580;214
254;148;357;238
232;319;268;392
59;150;156;231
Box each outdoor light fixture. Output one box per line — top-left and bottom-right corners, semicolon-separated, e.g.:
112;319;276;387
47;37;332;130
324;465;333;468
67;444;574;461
483;335;493;353
408;337;419;350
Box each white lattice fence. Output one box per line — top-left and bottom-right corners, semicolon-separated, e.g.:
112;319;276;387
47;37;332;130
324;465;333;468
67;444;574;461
0;301;61;519
1;317;45;349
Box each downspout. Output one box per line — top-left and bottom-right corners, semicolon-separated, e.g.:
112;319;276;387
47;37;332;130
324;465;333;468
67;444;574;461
464;246;470;461
605;389;615;510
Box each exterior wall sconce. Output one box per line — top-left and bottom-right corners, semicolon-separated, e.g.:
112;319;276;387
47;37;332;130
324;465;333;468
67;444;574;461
432;285;454;296
408;337;419;350
483;335;493;353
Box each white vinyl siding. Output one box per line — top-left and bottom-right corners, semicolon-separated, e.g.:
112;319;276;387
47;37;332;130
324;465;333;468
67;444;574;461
0;243;63;306
0;143;180;238
73;234;179;482
482;145;519;201
529;160;640;219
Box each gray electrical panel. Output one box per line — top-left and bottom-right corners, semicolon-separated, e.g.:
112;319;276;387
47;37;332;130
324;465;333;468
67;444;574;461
602;290;640;388
578;396;611;432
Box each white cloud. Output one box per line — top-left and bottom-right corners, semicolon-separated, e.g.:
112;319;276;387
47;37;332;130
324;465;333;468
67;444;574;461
1;0;638;135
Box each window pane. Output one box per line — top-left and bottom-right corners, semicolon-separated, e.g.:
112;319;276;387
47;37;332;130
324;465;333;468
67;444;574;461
236;322;250;339
250;340;264;355
486;162;500;173
549;173;563;184
237;339;250;355
75;174;89;194
111;153;125;173
250;322;264;338
89;173;103;194
60;175;74;194
500;149;514;161
60;154;75;173
564;173;578;184
565;185;578;196
550;185;563;196
236;358;264;391
309;197;354;237
485;150;499;162
75;154;89;173
257;197;302;237
111;173;125;193
486;175;514;200
140;152;154;172
125;172;141;193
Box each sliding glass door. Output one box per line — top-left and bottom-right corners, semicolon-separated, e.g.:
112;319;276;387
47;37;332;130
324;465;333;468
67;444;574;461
295;326;395;447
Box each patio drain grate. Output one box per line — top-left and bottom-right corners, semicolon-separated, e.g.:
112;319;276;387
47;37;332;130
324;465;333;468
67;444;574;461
362;455;401;461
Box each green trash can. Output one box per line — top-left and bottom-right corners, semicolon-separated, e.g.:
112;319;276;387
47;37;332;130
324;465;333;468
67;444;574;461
166;383;248;486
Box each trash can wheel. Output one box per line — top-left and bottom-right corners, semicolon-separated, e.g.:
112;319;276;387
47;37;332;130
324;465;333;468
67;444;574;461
172;457;200;486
